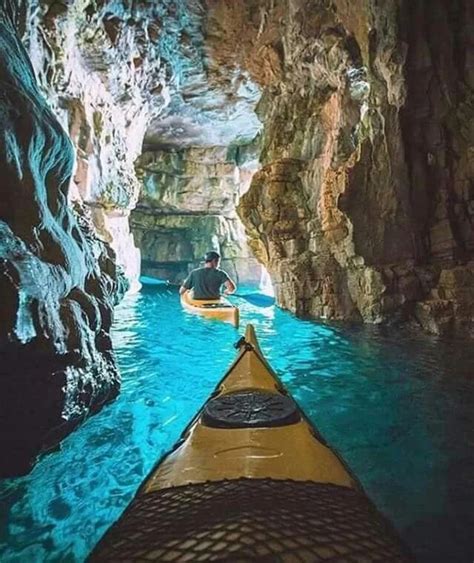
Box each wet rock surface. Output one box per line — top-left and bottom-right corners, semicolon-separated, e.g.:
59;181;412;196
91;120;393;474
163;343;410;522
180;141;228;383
9;0;474;335
0;5;127;476
17;0;171;287
232;0;474;336
2;0;474;475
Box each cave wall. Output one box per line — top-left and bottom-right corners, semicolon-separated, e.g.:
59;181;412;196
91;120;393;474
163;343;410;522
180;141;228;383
0;0;472;477
16;0;178;289
221;0;474;335
19;0;262;289
133;145;262;284
0;3;127;476
400;0;474;334
0;0;266;476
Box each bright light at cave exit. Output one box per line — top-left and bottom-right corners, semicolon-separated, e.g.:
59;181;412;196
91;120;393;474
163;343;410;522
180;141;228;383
259;266;275;296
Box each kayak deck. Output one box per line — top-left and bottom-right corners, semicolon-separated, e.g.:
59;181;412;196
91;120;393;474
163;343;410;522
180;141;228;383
90;325;412;562
180;291;239;328
91;479;409;562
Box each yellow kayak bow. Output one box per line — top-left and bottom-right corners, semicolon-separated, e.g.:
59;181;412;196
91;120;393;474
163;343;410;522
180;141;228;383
91;325;412;562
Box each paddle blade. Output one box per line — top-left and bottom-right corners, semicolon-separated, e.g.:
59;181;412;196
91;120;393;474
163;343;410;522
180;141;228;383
139;276;168;286
232;293;275;307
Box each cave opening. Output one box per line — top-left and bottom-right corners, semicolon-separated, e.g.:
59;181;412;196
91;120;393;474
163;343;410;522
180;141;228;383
125;0;269;293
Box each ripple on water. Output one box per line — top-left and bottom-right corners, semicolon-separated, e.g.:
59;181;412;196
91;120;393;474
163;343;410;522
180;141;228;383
0;286;473;562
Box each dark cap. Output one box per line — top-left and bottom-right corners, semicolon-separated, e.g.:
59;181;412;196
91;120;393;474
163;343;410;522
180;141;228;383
204;251;220;262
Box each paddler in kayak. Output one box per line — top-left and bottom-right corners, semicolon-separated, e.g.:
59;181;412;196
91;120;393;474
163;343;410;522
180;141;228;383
179;251;237;300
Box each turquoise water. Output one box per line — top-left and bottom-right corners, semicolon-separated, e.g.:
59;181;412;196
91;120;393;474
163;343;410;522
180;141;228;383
0;284;473;562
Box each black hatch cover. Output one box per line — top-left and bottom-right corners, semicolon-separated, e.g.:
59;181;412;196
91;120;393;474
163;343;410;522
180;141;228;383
202;391;301;428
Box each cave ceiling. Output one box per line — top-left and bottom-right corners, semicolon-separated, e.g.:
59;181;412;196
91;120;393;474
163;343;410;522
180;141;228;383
137;0;263;149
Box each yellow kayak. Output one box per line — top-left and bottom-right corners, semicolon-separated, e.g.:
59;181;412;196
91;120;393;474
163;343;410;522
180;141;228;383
181;290;239;328
91;325;411;562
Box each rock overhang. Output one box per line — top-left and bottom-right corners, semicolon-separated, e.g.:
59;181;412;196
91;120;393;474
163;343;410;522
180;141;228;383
142;4;263;150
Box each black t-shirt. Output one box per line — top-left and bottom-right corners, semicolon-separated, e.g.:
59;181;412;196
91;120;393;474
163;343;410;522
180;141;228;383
182;267;230;300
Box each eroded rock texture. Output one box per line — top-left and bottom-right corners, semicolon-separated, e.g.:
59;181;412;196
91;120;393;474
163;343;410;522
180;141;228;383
230;0;474;335
401;1;474;335
133;145;261;284
2;0;473;475
19;0;174;289
0;4;126;476
22;0;264;289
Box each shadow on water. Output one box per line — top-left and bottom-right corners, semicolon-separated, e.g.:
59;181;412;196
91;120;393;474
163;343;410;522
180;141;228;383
0;286;473;562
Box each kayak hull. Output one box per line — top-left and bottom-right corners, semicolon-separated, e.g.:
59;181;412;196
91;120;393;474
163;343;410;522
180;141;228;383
90;324;412;562
180;291;239;327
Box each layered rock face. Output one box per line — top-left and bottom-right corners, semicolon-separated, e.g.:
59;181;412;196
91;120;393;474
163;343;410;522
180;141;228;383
222;0;474;335
0;0;264;475
0;5;127;476
133;145;261;284
19;0;262;288
400;1;474;335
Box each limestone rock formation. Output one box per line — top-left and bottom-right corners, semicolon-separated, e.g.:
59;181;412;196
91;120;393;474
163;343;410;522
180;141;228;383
130;0;264;287
133;146;261;284
0;0;265;476
18;0;172;289
0;4;127;476
415;264;474;336
20;0;264;291
400;0;474;336
12;0;474;336
230;0;474;336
